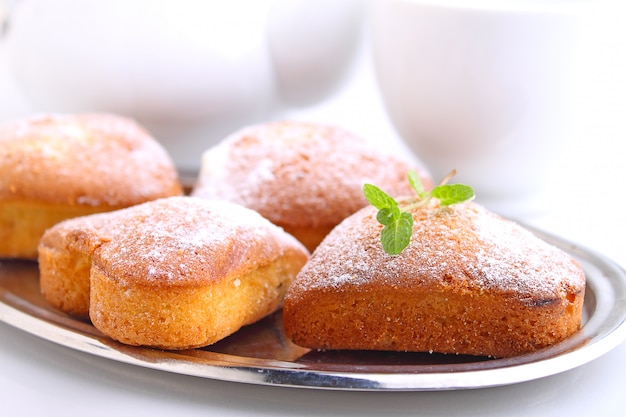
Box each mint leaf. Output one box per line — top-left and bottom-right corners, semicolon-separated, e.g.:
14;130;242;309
407;170;426;199
363;183;397;210
380;212;414;255
377;206;400;226
363;170;475;256
431;184;475;206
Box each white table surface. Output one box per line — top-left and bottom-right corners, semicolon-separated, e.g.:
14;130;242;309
1;3;626;416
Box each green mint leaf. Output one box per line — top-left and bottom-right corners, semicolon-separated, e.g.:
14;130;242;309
431;184;475;206
380;212;414;255
363;183;397;210
363;170;475;256
407;170;426;199
377;206;400;226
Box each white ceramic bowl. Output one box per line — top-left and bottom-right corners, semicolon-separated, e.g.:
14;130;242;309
369;0;592;204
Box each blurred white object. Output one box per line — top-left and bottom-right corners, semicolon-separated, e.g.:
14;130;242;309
369;0;596;206
0;0;362;171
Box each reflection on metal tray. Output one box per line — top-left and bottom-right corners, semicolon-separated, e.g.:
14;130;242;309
1;226;625;391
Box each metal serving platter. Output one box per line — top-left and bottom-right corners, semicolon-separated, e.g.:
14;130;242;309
1;226;625;391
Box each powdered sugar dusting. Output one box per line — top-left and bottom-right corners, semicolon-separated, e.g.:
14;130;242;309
53;196;307;286
192;121;431;229
292;201;585;301
0;113;181;205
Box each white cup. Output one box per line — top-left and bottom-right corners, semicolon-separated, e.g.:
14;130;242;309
370;0;590;212
0;0;362;173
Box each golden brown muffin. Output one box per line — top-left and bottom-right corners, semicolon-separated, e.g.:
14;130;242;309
283;200;586;358
191;121;431;252
0;113;183;259
39;196;309;350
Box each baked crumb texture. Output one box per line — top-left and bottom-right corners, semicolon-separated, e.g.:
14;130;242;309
0;113;183;259
39;197;309;350
192;120;432;252
283;201;586;358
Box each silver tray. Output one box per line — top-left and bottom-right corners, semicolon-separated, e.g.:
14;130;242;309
1;226;625;391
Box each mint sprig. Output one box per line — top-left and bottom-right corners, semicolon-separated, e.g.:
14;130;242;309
364;184;414;255
363;170;475;255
